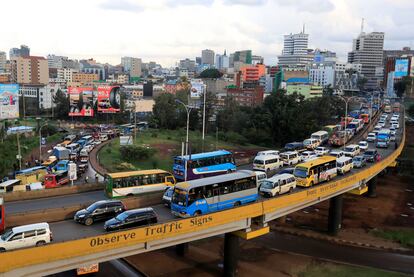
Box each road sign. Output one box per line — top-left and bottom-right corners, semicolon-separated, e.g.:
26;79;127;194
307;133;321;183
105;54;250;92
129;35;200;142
68;162;77;181
41;137;46;145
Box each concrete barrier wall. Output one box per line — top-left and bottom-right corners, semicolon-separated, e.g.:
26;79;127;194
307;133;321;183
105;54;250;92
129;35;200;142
6;192;164;227
3;183;103;202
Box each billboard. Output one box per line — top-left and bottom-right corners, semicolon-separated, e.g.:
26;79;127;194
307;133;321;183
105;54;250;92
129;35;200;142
68;87;95;116
394;59;409;78
190;80;205;99
97;86;121;113
0;84;19;119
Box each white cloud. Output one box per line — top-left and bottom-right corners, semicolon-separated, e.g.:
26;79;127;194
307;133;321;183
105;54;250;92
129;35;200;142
0;0;412;67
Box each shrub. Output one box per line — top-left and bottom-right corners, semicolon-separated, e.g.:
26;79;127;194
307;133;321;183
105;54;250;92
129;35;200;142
115;162;136;171
120;145;156;162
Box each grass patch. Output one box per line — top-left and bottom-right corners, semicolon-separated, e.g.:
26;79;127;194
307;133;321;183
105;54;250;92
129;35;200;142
299;262;407;277
371;229;414;249
99;129;263;173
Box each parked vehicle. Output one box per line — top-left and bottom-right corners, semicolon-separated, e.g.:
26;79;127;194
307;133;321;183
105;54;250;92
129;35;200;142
280;151;301;166
0;179;22;193
376;129;391;148
358;141;368;151
329;150;344;158
391;122;400;129
54;160;70;172
79;149;89;163
278;168;295;175
74;200;126;226
254;171;267;188
336;156;353;174
293;156;337;187
366;133;376;142
284;142;304;152
256;150;279;157
348;119;364;133
259;174;296;197
162;187;174;207
311;131;329;145
0;223;52;251
300;151;317;162
104;208;157;232
353;155;367;168
303;138;320;150
363;149;380;162
314;147;329;156
99;134;109;142
343;144;360;157
52;147;70;160
44;171;69;189
253;154;283;173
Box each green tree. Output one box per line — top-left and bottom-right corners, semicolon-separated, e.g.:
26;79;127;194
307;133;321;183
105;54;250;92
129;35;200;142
357;77;368;91
152;93;180;129
408;104;414;118
199;68;223;79
394;76;411;98
53;89;69;119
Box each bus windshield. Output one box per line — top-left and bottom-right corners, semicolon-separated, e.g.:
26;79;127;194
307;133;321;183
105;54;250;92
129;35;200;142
172;188;187;206
174;158;184;166
294;167;308;178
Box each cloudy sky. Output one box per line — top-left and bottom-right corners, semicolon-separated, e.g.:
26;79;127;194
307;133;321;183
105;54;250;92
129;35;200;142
1;0;413;67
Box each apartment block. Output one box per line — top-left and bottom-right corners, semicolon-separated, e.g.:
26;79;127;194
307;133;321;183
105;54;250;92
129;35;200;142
11;56;49;85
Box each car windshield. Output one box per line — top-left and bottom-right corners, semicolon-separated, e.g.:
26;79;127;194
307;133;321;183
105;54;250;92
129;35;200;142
254;159;264;165
294;167;308;178
115;212;129;221
365;151;375;156
86;202;101;212
1;229;13;241
261;181;274;189
353;157;362;162
172;188;188;206
344;147;354;152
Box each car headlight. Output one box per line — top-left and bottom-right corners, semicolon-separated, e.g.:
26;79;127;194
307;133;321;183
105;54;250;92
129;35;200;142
77;214;85;218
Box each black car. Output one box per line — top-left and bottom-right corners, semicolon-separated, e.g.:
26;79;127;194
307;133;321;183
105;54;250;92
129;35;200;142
284;142;304;151
74;200;126;226
104;208;157;232
363;149;379;163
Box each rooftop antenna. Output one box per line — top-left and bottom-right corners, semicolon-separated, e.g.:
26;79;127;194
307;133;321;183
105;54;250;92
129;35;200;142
360;18;364;33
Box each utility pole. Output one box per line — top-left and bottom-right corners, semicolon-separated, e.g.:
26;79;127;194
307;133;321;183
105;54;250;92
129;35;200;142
17;132;22;170
202;86;206;152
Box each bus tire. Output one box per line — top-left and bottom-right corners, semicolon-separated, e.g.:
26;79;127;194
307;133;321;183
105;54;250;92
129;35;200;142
84;217;94;226
127;193;134;197
36;241;46;247
234;201;241;207
194;210;202;216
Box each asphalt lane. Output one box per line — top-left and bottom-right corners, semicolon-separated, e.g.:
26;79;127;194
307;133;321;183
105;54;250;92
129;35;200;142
257;232;414;275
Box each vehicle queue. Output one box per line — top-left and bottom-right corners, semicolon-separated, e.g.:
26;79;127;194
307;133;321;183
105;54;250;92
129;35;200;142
0;99;403;252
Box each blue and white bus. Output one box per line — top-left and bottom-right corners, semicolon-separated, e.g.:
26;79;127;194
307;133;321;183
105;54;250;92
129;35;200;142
173;150;236;181
171;170;258;217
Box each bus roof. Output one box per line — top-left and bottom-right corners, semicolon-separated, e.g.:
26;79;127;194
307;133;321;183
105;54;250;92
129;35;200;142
311;130;328;136
0;179;21;187
175;150;232;161
107;169;170;179
15;166;46;174
296;156;336;169
176;170;255;191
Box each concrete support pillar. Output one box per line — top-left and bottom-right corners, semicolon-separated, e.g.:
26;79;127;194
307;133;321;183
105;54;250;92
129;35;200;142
175;243;189;256
223;233;239;277
367;176;377;198
328;194;343;236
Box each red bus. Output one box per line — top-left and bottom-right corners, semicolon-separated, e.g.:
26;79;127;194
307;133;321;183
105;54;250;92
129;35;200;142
0;197;4;232
44;171;69;189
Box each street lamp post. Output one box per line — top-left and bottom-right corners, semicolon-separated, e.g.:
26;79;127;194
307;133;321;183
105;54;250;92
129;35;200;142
39;123;48;162
175;99;192;181
337;95;358;149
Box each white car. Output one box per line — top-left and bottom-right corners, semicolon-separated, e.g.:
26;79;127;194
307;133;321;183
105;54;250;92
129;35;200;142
358;141;369;151
0;223;52;251
374;125;382;132
329;150;344;158
315;147;329;156
300;151;317;162
392;122;400;129
366;133;376;142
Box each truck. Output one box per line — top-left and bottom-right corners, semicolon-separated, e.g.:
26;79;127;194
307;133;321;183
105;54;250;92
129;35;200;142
348;119;364;133
376;129;391;148
52;146;70;160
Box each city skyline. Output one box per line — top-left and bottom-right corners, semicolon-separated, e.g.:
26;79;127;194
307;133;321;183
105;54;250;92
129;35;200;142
1;0;413;67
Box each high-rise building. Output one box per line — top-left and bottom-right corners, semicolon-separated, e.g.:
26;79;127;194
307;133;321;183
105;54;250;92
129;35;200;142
233;50;252;65
0;51;6;73
47;54;69;69
240;64;266;82
309;65;335;87
278;30;313;67
215;50;229;69
11;56;49;85
121;57;142;78
383;47;414;87
9;45;30;59
251;55;264;65
201;49;215;66
179;58;196;72
348;31;385;89
195;57;202;66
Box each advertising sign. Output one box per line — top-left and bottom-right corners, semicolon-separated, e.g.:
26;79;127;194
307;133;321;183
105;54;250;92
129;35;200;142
120;135;133;146
394;59;409;78
97;86;121;113
68;162;77;181
190;80;205;99
68;87;95;116
0;84;19;119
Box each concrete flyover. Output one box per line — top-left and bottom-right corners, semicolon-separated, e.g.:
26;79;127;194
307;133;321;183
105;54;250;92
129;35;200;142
0;125;405;277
